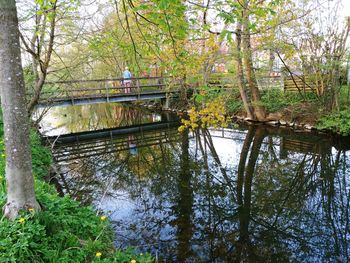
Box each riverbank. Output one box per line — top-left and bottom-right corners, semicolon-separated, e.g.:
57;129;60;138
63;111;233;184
141;88;350;136
141;100;328;135
0;118;152;262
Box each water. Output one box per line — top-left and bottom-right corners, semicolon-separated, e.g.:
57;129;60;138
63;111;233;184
38;103;350;262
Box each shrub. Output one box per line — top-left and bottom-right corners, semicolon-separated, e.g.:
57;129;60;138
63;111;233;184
193;85;222;104
260;88;294;112
260;88;318;113
317;109;350;136
179;97;228;131
225;88;243;114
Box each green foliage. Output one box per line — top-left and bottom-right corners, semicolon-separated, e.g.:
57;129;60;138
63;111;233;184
226;98;243;114
260;88;318;113
0;211;47;262
193;85;222;104
30;131;52;179
0;114;152;262
225;89;243;114
338;85;350;109
317;109;350;136
23;65;36;93
107;248;153;263
260;88;295;112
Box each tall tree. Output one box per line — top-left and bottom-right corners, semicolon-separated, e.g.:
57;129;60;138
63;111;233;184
0;0;40;219
241;0;267;120
201;0;296;120
18;0;81;114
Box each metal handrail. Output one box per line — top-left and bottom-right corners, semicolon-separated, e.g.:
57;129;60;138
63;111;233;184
45;76;170;85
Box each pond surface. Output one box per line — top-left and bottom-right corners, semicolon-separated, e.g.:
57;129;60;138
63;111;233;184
38;103;350;262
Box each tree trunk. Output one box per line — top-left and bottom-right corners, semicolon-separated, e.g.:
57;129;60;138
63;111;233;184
234;20;254;120
242;4;267;121
0;0;41;219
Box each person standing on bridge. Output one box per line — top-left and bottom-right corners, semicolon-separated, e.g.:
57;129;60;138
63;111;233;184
123;66;132;93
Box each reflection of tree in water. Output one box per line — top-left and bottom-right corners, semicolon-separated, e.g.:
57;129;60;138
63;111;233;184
47;103;158;133
233;128;350;262
173;129;194;262
54;124;350;261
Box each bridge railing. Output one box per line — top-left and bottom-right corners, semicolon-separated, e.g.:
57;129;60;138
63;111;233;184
31;76;182;102
31;74;289;104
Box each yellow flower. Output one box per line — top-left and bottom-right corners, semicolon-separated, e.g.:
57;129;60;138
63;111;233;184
95;252;102;258
18;217;25;224
131;260;136;263
100;216;107;221
1;154;5;157
28;208;34;212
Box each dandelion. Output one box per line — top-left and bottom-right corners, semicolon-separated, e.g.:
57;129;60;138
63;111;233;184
100;216;107;221
131;259;136;263
18;217;25;224
28;208;34;212
95;252;102;258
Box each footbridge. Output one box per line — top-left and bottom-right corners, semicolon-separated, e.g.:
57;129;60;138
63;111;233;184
35;76;183;107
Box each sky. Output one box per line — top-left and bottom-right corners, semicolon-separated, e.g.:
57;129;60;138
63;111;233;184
341;0;350;17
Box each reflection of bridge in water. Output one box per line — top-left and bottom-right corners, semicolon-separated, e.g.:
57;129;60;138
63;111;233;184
47;123;349;163
45;120;180;163
208;126;334;156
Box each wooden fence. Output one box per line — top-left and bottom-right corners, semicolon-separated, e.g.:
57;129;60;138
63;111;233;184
283;76;316;93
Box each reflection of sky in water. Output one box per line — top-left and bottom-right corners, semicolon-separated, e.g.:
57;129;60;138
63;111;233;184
95;129;244;220
97;193;134;219
193;129;248;166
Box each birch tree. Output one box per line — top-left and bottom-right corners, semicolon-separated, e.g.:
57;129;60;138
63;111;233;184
0;0;41;219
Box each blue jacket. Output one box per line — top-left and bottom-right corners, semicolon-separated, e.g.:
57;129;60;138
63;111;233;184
123;70;132;79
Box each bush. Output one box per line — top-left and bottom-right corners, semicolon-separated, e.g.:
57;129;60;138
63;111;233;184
338;85;350;109
193;85;222;104
260;88;318;113
317;108;350;136
226;98;243;114
260;88;294;112
0;116;152;262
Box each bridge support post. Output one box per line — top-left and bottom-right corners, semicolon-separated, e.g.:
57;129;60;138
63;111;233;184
161;95;170;110
161;112;171;122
